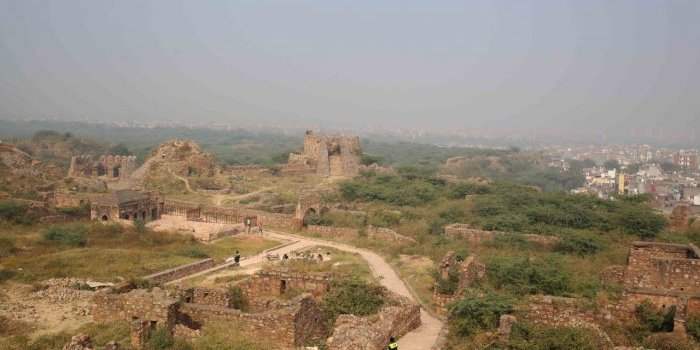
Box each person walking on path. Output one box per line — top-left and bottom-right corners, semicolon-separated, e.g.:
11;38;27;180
387;337;398;350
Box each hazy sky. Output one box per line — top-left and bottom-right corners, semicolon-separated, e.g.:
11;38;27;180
1;1;699;141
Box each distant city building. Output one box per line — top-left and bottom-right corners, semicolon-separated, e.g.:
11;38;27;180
673;151;699;170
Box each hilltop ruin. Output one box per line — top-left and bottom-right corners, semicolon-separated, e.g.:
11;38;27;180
285;130;361;177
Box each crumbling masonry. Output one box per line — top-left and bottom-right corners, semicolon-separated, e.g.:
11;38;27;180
69;155;136;180
286;130;361;177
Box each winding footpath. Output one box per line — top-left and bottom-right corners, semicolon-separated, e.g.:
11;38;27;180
245;230;444;350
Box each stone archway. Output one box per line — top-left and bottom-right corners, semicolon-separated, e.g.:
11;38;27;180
302;208;320;227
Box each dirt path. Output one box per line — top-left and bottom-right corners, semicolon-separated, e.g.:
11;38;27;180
169;229;444;349
262;230;444;350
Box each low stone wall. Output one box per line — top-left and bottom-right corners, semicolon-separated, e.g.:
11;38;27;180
306;225;359;240
325;293;421;350
515;295;613;348
143;258;216;284
237;270;331;310
180;295;326;349
241;209;296;229
92;287;179;330
177;287;231;307
306;225;416;243
443;223;560;247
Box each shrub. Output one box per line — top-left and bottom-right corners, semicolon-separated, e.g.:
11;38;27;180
642;333;696;350
134;219;147;233
226;286;248;311
635;300;675;332
434;266;460;295
178;247;209;259
0;237;17;258
0;200;35;225
555;235;602;256
688;315;700;341
144;327;175;350
0;269;15;283
321;279;385;322
448;182;492;199
507;322;602;350
449;292;514;337
487;256;571;296
41;224;87;247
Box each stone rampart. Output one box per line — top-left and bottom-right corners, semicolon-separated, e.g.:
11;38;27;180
143;258;216;284
306;225;415;243
443;223;560;247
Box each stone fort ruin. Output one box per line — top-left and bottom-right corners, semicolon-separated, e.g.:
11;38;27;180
69;154;137;180
286;130;361;177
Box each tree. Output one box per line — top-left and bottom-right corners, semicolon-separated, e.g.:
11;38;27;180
109;143;131;156
603;159;620;170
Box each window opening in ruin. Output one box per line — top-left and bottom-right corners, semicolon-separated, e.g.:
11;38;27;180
150;320;157;330
280;280;287;294
101;215;108;221
142;211;146;220
124;214;130;220
185;296;192;303
112;166;120;178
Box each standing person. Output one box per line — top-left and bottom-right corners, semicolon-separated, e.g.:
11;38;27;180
234;250;240;265
245;217;251;234
258;217;263;235
387;337;398;350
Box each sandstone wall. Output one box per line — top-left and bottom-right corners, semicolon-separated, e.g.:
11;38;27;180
306;225;415;243
143;258;216;284
624;242;700;292
237;270;330;309
179;296;326;349
444;223;560;247
325;294;421;350
92;288;179;330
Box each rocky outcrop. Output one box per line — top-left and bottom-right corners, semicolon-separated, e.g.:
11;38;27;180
325;294;421;350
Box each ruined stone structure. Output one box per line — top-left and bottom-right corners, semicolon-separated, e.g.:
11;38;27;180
237;269;332;311
92;284;327;350
90;190;164;222
286;130;361;177
162;199;296;229
325;293;422;350
148;139;218;177
432;251;486;314
617;241;700;334
92;287;179;349
305;224;416;243
444;223;560;247
143;258;216;284
670;205;691;231
69;155;137;180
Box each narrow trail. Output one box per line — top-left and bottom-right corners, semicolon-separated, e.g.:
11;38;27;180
173;230;444;350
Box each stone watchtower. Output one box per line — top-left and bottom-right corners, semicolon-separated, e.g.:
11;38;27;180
297;130;361;177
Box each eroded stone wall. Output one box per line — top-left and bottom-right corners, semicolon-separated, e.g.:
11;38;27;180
142;258;216;284
444;223;560;247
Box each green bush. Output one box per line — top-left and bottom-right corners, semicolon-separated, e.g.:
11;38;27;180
134;219;147;233
0;237;17;258
448;182;492;199
506;323;602;350
487;256;571;296
554;235;602;256
688;316;700;341
0;269;16;283
321;279;385;322
635;300;675;332
41;224;88;247
0;200;36;225
226;286;248;311
449;292;514;337
434;266;460;295
642;333;696;350
177;247;209;259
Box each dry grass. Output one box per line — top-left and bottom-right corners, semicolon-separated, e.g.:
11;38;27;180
0;222;278;283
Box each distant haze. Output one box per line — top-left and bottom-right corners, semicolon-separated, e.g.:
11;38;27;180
1;1;699;144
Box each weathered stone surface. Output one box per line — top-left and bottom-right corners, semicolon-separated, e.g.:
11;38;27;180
497;314;517;340
443;223;560;247
62;334;94;350
285;130;361;178
325;293;421;350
